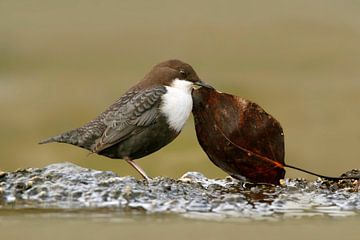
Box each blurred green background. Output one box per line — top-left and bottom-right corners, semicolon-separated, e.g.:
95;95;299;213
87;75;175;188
1;0;359;180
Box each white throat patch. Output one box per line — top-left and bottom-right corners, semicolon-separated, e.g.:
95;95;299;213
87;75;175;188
160;79;193;132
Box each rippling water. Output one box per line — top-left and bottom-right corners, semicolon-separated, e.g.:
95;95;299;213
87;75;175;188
1;163;360;240
1;163;359;220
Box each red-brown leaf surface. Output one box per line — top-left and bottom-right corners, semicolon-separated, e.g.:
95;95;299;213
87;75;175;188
192;88;285;185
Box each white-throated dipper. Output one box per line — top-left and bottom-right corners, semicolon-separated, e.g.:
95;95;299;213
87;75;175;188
40;59;213;180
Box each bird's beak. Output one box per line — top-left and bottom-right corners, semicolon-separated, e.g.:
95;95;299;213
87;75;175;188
194;80;214;89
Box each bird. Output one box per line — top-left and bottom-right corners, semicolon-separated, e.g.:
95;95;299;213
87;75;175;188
39;59;213;181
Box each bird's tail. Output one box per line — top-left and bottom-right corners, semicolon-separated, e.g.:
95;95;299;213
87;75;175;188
39;135;63;144
39;128;94;151
39;130;79;145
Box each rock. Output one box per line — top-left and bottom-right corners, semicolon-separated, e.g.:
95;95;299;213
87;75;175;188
0;162;359;220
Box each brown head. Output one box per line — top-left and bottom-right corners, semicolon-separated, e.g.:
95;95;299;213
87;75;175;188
139;59;213;89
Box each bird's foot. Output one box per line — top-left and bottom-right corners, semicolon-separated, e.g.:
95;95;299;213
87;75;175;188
125;158;152;183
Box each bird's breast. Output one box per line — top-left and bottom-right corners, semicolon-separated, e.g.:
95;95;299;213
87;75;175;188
160;86;193;132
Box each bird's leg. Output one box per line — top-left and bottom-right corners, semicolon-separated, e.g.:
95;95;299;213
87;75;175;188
125;158;152;182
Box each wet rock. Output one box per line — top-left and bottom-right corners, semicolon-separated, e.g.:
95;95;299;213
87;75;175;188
0;163;359;220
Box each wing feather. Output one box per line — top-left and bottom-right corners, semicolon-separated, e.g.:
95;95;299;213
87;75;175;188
92;86;167;152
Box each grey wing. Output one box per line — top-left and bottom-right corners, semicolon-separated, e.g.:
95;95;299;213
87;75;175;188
92;86;167;153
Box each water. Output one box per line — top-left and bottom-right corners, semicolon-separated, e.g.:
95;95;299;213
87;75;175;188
1;210;358;240
1;163;359;219
1;163;359;240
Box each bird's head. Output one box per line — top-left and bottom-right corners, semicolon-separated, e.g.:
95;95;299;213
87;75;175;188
144;59;213;90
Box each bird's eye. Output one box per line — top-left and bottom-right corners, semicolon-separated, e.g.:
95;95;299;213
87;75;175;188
179;69;186;76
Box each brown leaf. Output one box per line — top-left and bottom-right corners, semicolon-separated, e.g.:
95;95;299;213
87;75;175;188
192;88;285;185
